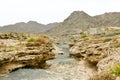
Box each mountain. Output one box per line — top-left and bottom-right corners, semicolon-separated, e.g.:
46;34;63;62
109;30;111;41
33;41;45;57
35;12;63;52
46;11;120;37
94;12;120;27
47;22;60;28
46;11;97;36
1;11;120;35
0;21;59;33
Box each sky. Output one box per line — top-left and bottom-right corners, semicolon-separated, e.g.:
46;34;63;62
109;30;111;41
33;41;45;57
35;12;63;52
0;0;120;26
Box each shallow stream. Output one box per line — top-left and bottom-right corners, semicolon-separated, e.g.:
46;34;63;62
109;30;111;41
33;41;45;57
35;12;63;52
0;42;96;80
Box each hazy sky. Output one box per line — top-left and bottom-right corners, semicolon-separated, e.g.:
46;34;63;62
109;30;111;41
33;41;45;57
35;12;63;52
0;0;120;26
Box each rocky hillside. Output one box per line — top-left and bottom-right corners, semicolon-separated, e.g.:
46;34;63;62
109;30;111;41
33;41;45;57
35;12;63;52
94;12;120;27
46;11;96;36
0;21;59;33
46;11;120;37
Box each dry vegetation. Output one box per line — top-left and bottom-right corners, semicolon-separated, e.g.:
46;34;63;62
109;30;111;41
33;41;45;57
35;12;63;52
89;72;116;80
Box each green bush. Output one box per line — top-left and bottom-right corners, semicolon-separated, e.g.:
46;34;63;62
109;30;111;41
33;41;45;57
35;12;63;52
111;40;120;48
27;38;36;42
3;32;10;35
80;34;87;38
103;38;112;42
110;62;120;76
69;37;75;41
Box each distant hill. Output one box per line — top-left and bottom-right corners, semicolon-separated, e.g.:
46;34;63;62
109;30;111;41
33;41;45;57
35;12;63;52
0;21;59;33
94;12;120;27
1;11;120;35
46;11;96;36
46;11;120;37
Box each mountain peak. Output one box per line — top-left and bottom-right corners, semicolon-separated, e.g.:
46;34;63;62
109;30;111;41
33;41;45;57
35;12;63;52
26;21;45;26
27;21;39;24
65;11;91;21
70;11;90;17
63;11;92;23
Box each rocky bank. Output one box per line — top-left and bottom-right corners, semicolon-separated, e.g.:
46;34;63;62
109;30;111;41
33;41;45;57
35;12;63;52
69;28;120;79
0;32;57;77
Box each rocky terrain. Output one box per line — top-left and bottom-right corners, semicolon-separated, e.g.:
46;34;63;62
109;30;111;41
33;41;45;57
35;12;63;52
1;27;120;80
69;27;120;80
1;11;120;80
0;32;59;77
0;34;96;80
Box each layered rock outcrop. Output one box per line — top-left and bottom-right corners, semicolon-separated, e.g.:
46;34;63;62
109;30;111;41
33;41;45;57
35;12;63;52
69;36;111;64
69;29;120;79
0;32;28;40
0;33;56;76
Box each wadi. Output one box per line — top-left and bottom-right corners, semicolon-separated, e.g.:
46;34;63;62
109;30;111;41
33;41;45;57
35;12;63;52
0;11;120;80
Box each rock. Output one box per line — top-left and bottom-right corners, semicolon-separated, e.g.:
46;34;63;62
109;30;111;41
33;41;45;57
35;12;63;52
69;40;109;64
0;32;28;40
69;33;120;80
0;33;57;77
116;77;120;80
84;43;108;65
89;71;116;80
52;44;64;54
69;34;120;64
97;50;120;72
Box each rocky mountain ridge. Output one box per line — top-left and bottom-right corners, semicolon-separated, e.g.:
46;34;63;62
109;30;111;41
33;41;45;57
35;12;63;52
46;11;120;37
0;21;59;33
1;11;120;36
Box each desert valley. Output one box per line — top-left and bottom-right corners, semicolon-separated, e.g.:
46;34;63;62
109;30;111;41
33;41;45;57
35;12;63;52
0;11;120;80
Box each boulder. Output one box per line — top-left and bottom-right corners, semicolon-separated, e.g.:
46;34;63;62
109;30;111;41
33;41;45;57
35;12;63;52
69;41;109;64
0;32;28;40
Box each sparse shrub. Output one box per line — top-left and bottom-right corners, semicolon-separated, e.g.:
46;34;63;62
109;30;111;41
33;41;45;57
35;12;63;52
6;46;16;51
3;32;10;35
35;36;50;44
27;38;36;42
110;62;120;76
110;40;120;48
89;72;116;80
80;34;87;38
94;37;111;43
103;37;112;42
69;37;74;41
114;42;120;48
26;35;51;47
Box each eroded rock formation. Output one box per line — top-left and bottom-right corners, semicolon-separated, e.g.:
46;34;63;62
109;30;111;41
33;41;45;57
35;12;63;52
0;33;57;76
69;28;120;79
